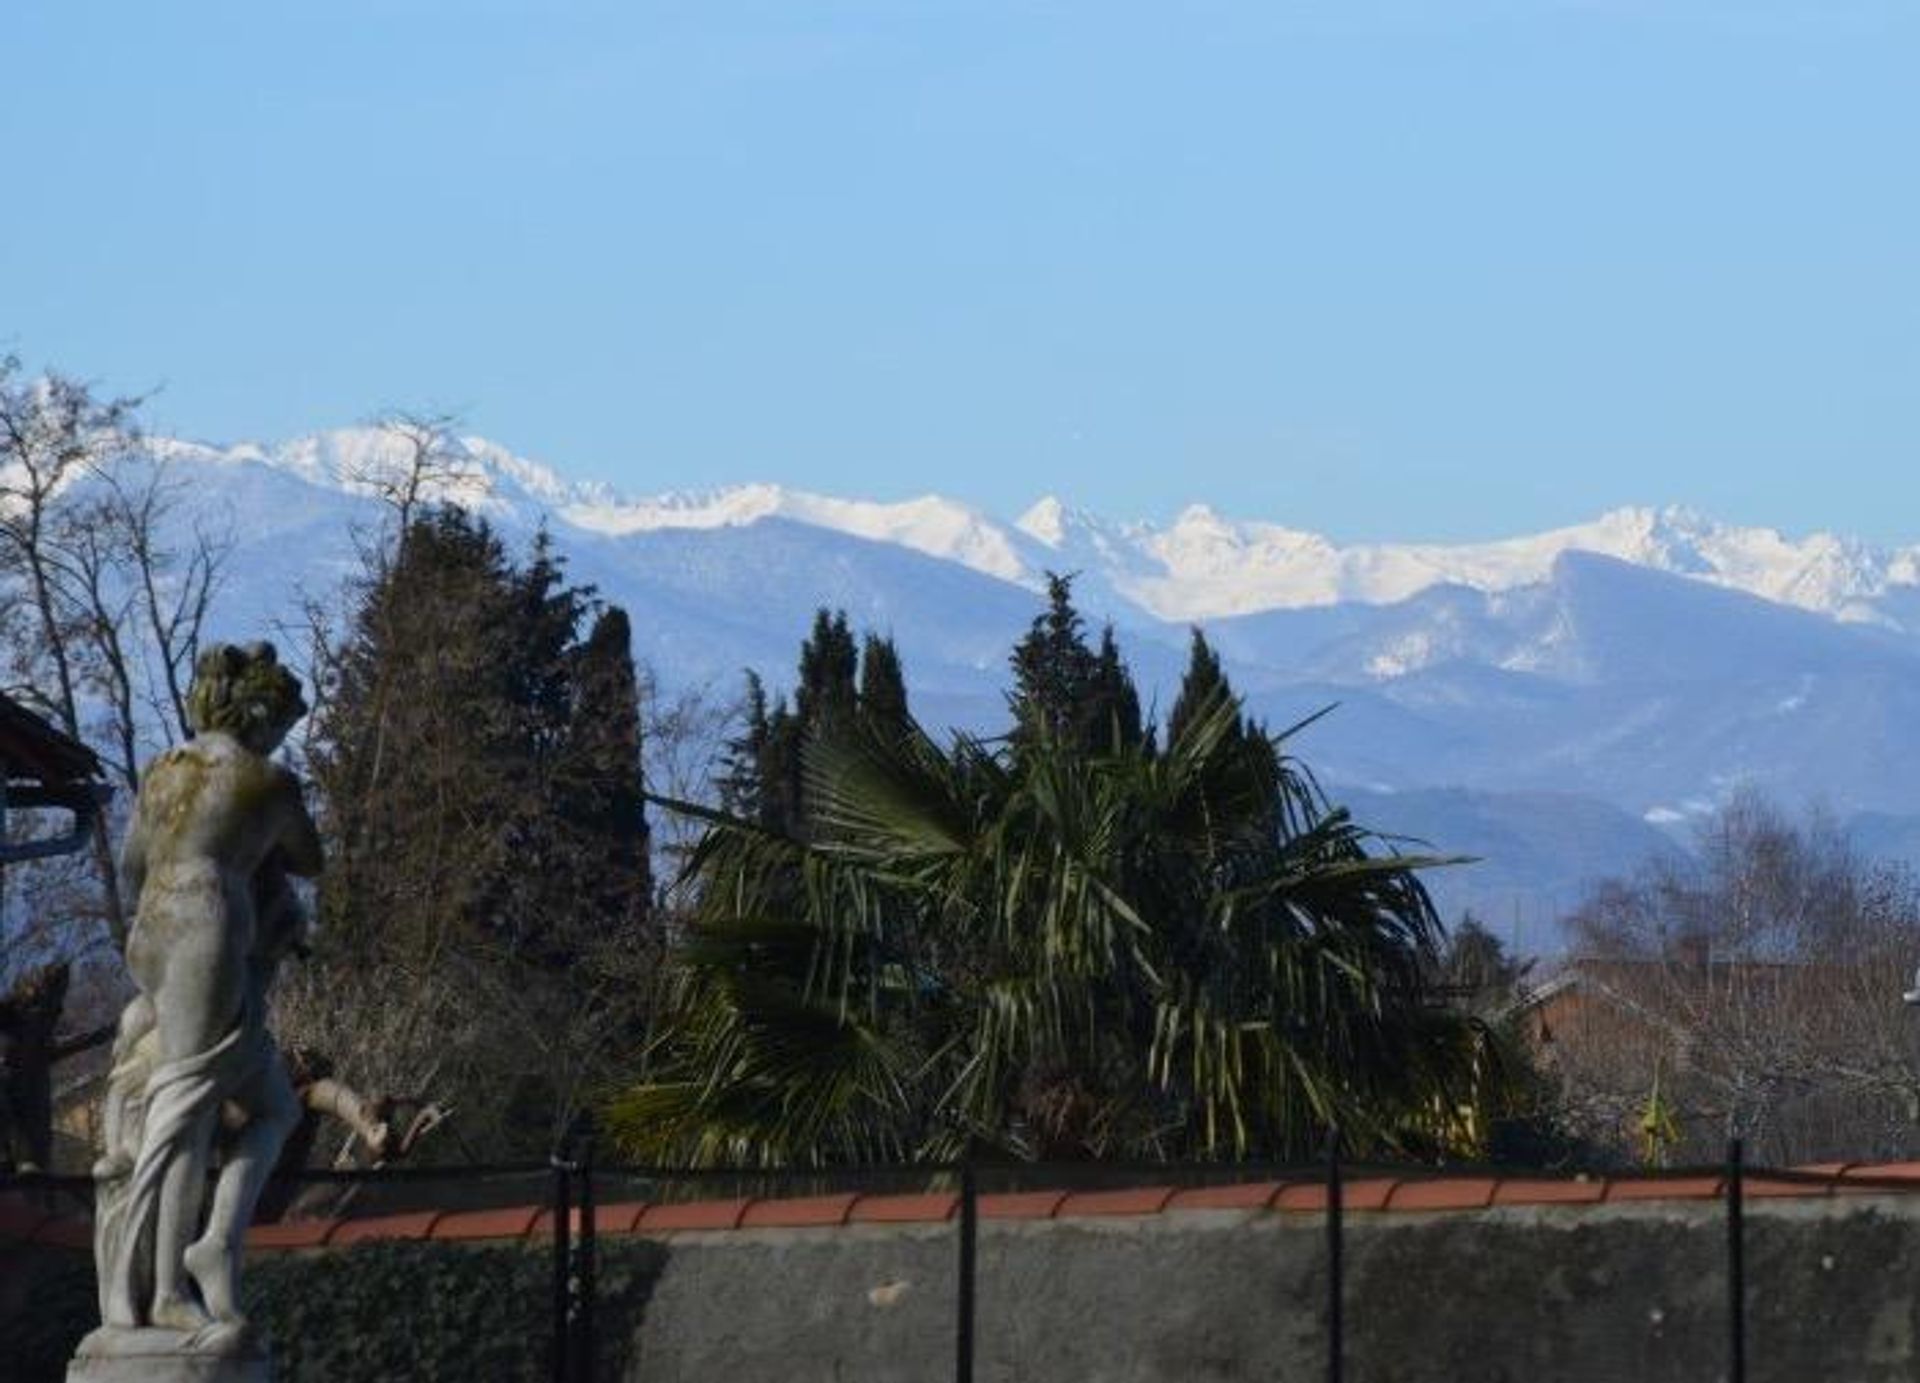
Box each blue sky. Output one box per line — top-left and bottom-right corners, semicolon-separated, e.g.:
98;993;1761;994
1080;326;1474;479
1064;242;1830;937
2;1;1914;542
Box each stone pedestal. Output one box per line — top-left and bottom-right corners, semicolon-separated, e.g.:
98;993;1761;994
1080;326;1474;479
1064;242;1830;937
68;1326;271;1383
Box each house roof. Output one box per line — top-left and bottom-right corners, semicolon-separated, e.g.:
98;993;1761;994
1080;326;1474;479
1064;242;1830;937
0;692;102;787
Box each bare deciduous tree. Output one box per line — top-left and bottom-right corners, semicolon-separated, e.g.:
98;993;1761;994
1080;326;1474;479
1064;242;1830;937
1549;793;1920;1165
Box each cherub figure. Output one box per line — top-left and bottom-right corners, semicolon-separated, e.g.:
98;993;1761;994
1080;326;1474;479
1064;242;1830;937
86;642;320;1358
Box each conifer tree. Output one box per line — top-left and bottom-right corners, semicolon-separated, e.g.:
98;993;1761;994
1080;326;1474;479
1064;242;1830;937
858;634;910;737
1008;574;1144;755
1168;628;1232;749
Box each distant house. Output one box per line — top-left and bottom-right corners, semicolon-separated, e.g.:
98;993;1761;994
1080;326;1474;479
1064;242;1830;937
0;691;108;868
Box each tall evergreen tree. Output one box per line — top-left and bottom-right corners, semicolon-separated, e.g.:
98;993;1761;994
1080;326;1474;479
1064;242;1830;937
1008;574;1144;755
1008;572;1098;752
557;607;653;944
307;505;653;1153
716;671;772;822
858;634;910;737
1087;625;1145;753
1168;628;1231;749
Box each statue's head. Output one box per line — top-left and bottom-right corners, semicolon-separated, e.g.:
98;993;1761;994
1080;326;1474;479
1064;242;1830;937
187;641;308;754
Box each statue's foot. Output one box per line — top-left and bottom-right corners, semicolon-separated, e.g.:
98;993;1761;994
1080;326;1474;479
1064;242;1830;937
182;1238;240;1322
149;1288;213;1333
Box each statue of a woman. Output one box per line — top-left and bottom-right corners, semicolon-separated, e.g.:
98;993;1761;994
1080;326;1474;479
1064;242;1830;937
81;642;320;1368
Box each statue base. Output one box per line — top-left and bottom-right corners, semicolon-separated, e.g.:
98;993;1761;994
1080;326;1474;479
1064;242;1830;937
69;1326;271;1383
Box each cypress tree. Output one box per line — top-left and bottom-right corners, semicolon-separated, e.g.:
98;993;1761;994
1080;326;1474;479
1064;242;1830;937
1168;628;1232;749
858;633;910;737
1086;624;1145;753
1008;572;1098;752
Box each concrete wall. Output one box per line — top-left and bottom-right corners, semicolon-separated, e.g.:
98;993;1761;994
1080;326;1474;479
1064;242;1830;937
9;1193;1920;1382
627;1198;1920;1383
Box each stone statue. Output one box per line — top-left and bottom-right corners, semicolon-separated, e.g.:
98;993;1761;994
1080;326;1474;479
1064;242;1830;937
73;642;320;1382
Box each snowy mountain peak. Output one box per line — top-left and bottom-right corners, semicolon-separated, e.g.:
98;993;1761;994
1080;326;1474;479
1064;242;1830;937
147;425;1920;631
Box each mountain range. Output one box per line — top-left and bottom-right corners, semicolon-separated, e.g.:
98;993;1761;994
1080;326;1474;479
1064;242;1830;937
115;428;1920;953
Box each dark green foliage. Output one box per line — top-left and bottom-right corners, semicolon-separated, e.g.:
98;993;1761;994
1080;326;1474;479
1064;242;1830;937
305;506;652;1155
312;507;649;968
724;613;913;837
1168;628;1230;750
5;1242;663;1383
1007;573;1144;756
619;597;1489;1166
858;634;910;738
559;607;654;937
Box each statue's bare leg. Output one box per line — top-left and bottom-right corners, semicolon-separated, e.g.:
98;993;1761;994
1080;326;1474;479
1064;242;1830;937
145;948;236;1333
186;1054;299;1324
149;1107;217;1331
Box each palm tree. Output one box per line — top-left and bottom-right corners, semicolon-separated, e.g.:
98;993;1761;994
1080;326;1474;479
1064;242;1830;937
609;691;1493;1167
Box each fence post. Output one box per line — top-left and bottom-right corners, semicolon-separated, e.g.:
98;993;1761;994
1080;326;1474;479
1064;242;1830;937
551;1141;574;1383
575;1113;597;1383
1727;1137;1745;1383
1326;1129;1344;1383
956;1160;978;1383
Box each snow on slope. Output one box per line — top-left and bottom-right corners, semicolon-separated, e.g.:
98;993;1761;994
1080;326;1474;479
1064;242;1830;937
164;427;1920;630
1017;500;1916;624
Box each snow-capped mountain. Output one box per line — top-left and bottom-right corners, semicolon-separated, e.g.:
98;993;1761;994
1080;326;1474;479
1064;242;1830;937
93;427;1920;952
153;427;1920;634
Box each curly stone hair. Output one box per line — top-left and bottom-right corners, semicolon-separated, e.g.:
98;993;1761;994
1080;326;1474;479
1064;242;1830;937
186;641;308;747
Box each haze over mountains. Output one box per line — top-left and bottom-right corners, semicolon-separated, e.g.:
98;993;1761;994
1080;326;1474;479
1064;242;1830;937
137;427;1920;953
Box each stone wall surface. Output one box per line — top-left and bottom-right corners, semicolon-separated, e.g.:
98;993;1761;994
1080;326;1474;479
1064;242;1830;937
7;1193;1920;1382
628;1201;1920;1383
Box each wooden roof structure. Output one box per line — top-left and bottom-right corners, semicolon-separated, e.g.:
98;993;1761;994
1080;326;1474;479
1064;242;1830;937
0;691;107;865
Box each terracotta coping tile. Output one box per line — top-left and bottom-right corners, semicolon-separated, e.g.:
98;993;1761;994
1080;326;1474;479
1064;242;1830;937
1839;1162;1920;1183
1387;1178;1497;1212
1743;1176;1826;1200
328;1210;444;1245
739;1193;860;1229
1603;1177;1723;1202
1273;1178;1398;1213
1794;1162;1855;1178
849;1192;960;1224
978;1190;1068;1220
30;1215;93;1249
1058;1187;1177;1218
247;1218;341;1251
636;1198;752;1233
428;1206;542;1243
592;1201;652;1234
1166;1182;1285;1212
531;1207;597;1238
0;1194;53;1243
1490;1178;1605;1207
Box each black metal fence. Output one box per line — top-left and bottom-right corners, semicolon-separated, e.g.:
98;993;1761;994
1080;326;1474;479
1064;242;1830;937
8;1135;1914;1383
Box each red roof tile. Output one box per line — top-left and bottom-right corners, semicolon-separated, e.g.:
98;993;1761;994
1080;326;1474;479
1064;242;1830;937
248;1218;341;1251
849;1192;960;1224
637;1198;752;1232
1387;1178;1497;1211
1058;1187;1176;1217
978;1190;1068;1220
30;1215;92;1249
1604;1176;1722;1202
1166;1182;1285;1212
329;1210;444;1245
740;1193;859;1229
1490;1178;1606;1207
0;1193;53;1243
428;1206;542;1243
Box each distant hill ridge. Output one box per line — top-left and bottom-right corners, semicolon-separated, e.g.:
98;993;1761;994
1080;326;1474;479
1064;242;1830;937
112;426;1920;953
